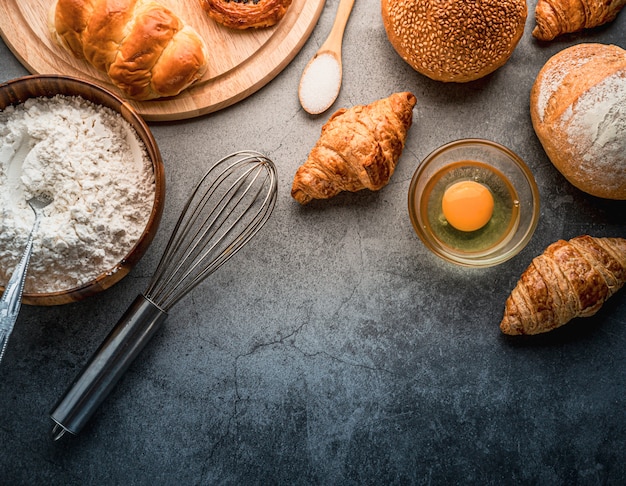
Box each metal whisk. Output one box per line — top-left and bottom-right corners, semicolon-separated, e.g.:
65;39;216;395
50;151;277;440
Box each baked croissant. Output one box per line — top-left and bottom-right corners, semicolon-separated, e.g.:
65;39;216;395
291;92;417;205
500;235;626;335
49;0;209;100
532;0;626;41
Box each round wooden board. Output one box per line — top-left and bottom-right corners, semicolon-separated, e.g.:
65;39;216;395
0;0;326;121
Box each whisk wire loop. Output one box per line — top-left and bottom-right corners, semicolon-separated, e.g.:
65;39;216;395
145;151;277;311
157;164;269;305
151;162;252;297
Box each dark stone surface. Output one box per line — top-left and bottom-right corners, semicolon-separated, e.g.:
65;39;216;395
1;1;626;484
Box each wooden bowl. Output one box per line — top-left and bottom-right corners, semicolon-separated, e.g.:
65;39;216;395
0;75;166;305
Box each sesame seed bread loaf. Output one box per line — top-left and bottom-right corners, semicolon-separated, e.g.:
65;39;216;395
381;0;527;83
49;0;208;100
530;43;626;200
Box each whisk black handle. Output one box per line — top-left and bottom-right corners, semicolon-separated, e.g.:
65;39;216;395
49;294;167;440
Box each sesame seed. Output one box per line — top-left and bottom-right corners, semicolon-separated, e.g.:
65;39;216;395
383;0;527;82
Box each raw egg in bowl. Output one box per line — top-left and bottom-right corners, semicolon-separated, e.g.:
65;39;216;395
408;139;540;267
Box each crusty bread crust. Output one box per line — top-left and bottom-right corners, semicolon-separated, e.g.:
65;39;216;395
530;43;626;200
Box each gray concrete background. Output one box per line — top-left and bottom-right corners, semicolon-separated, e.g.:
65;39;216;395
2;0;626;484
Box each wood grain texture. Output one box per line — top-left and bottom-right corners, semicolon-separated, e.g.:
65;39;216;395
0;0;325;121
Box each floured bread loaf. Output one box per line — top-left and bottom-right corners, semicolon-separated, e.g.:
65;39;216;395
530;43;626;200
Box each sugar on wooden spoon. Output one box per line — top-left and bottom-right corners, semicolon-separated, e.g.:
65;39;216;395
299;0;355;115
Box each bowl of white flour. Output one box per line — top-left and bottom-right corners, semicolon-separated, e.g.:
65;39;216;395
0;75;165;305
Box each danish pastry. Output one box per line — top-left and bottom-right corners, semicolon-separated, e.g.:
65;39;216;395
199;0;293;29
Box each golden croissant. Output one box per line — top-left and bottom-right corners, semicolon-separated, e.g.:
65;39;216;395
500;235;626;335
532;0;626;41
291;92;416;205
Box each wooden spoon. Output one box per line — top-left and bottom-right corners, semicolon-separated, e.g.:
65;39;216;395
298;0;356;115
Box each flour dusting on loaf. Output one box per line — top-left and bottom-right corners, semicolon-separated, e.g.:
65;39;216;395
530;43;626;200
565;73;626;169
534;57;587;122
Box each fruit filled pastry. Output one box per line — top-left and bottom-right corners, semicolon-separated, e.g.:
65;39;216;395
49;0;208;100
500;236;626;335
533;0;626;41
291;92;417;205
199;0;292;29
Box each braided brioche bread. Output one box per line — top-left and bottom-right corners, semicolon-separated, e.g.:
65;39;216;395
49;0;208;100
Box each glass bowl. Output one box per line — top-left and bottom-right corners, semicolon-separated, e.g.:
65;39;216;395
408;139;540;267
0;75;165;305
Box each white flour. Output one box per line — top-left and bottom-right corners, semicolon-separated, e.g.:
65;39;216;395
0;95;155;293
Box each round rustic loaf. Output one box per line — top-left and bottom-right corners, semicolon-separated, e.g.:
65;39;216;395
530;43;626;200
381;0;527;83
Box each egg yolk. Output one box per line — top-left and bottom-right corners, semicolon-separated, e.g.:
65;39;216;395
442;180;494;232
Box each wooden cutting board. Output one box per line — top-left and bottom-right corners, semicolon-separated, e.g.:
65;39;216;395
0;0;325;121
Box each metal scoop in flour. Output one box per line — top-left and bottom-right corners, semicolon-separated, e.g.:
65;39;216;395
0;194;53;364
